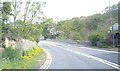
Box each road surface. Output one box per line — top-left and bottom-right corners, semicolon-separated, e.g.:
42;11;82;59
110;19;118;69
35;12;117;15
39;40;120;69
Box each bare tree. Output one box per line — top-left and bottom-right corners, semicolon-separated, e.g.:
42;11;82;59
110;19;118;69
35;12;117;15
11;0;22;27
23;0;46;23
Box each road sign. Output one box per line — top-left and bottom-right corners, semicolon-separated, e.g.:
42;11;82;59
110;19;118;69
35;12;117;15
110;23;119;31
112;23;119;30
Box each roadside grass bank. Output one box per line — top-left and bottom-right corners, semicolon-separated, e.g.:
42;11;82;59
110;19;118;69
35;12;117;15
1;46;46;70
91;46;119;52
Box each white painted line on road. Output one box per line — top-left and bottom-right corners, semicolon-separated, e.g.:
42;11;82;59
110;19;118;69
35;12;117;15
46;41;120;53
73;51;120;69
78;47;120;54
43;41;120;69
38;43;52;69
64;48;120;69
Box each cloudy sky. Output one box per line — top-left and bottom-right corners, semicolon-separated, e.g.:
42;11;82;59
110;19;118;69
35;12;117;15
43;0;119;21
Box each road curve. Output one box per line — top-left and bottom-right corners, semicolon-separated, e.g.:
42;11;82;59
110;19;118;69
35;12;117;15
39;40;120;69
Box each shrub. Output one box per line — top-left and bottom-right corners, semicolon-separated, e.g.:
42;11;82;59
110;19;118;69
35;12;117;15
69;31;82;41
2;47;45;69
2;47;21;61
88;32;104;46
97;40;107;48
73;33;82;40
21;47;41;60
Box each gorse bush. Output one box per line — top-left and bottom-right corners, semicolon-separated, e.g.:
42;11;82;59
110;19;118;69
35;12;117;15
88;32;104;46
21;47;41;60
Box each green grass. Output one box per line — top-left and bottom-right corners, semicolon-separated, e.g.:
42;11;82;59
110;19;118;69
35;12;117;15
105;46;119;52
91;46;119;52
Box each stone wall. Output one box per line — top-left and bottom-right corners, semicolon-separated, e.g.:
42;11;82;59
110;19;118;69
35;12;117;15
4;38;37;50
20;39;37;50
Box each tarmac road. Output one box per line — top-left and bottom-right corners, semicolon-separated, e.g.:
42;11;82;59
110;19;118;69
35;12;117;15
39;40;120;69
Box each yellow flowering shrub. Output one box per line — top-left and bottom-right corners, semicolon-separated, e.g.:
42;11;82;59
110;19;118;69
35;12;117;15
21;47;41;60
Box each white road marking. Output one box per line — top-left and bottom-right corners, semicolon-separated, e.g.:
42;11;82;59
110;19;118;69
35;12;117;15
43;41;120;69
78;47;119;53
48;41;119;53
72;51;120;69
38;43;52;69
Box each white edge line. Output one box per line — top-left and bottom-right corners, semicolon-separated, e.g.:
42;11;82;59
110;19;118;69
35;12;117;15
79;47;120;53
73;51;120;69
46;41;120;53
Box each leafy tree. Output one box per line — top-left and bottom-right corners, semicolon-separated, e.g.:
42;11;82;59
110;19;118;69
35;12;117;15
57;20;73;39
2;2;12;24
16;20;44;42
1;0;47;44
1;1;12;43
72;17;84;32
88;32;103;46
42;24;49;40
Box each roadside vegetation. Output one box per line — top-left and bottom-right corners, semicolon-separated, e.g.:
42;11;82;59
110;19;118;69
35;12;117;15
2;46;46;69
0;0;48;69
1;1;119;49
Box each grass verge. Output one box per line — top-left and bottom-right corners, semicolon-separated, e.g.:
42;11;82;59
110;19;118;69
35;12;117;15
91;46;119;52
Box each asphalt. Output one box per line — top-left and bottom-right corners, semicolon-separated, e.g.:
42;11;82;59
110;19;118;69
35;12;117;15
39;40;120;69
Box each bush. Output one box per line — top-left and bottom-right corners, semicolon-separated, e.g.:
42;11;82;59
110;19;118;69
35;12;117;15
21;47;41;60
2;47;21;61
97;40;107;48
88;32;104;46
69;31;82;41
2;47;45;69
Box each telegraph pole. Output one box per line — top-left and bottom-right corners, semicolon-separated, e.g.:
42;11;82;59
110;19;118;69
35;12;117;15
109;0;114;47
118;1;120;46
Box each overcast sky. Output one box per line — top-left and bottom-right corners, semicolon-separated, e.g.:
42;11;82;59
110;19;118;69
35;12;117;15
1;0;119;21
43;0;119;21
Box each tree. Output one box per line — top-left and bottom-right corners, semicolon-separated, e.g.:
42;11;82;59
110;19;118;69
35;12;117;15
118;1;120;45
72;17;83;32
2;2;12;24
11;0;23;28
42;24;49;40
88;32;103;46
1;1;12;41
23;1;46;23
15;20;44;42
